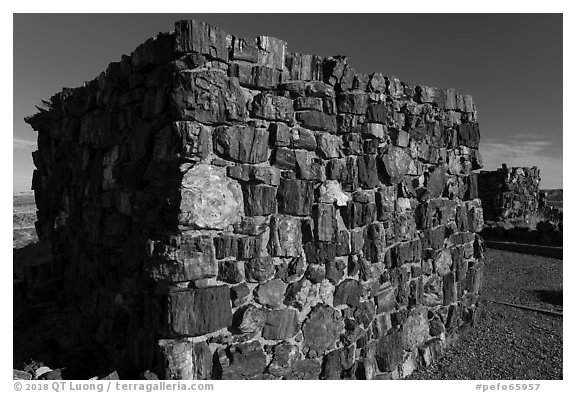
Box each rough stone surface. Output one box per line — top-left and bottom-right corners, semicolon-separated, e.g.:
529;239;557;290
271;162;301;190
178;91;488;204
233;216;269;236
381;147;413;183
217;260;244;283
296;111;336;132
401;307;429;350
167;286;232;336
231;283;251;307
318;180;350;206
245;256;275;282
262;308;299;340
228;164;281;186
158;339;212;380
179;164;243;229
268;343;322;379
175;20;227;60
256;279;288;309
238;305;267;333
170;69;247;124
317;133;342;159
302;305;344;357
375;330;403;372
322;346;355;379
291;127;317;150
251;93;294;123
313;203;337;242
242;184;277;216
219;341;267;379
213;125;269;164
153;121;211;161
268;214;302;257
333;279;361;307
267;342;300;378
434;249;453;276
277;179;314;216
148;234;217;282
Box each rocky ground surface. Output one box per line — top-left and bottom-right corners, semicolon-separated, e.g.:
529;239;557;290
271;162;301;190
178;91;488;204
408;248;563;380
13;192;38;248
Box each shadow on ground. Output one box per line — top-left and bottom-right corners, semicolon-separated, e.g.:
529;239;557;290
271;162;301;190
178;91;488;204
534;289;563;307
14;243;110;379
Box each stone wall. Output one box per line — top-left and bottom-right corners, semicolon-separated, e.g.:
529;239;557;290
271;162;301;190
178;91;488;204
478;165;562;244
478;165;541;225
25;19;485;380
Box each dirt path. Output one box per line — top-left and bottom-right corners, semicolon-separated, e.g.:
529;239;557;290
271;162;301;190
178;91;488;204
409;248;563;380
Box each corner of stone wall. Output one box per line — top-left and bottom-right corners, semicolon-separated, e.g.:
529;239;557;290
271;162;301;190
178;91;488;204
26;19;486;380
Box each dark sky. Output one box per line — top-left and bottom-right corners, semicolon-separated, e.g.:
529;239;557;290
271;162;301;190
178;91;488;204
13;13;563;192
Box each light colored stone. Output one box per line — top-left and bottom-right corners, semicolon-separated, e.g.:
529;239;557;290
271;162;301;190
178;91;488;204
317;133;342;159
35;366;52;379
381;146;412;182
157;339;212;380
179;164;243;229
318;280;335;305
400;351;417;377
401;306;429;350
362;123;385;139
369;72;387;93
318;180;350;206
434;249;452;276
447;149;463;174
257;279;288;309
286;279;334;318
396;197;411;213
376;284;396;313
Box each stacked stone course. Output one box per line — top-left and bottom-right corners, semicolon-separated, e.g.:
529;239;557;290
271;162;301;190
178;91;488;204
25;19;485;379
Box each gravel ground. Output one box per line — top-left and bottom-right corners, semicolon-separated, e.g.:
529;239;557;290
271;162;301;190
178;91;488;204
409;248;563;380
